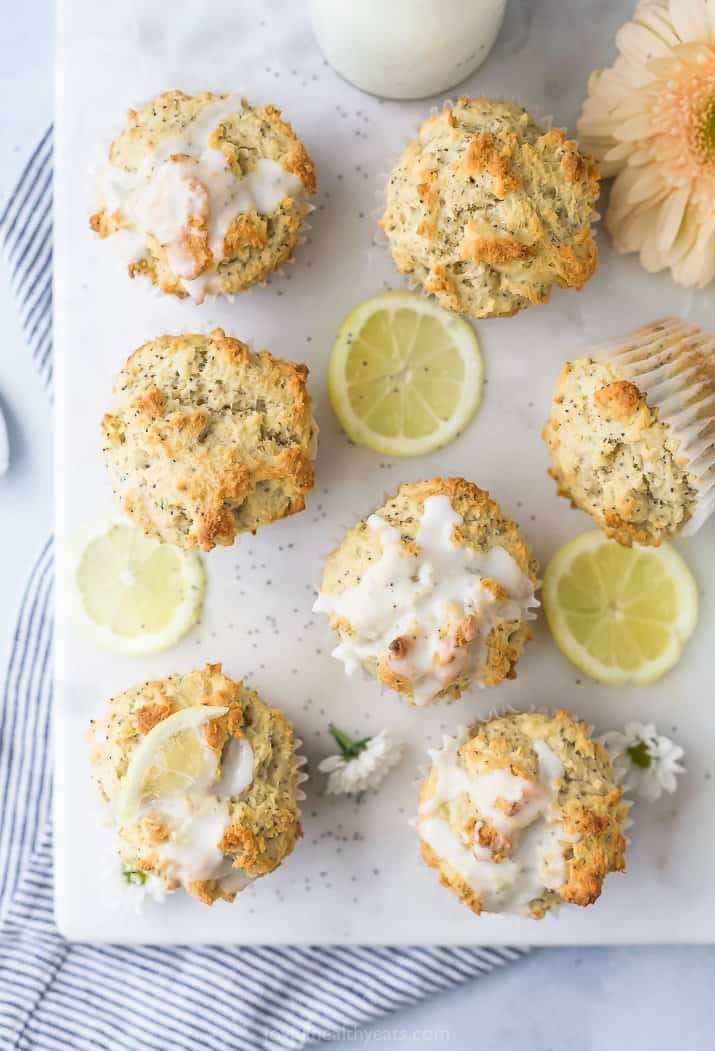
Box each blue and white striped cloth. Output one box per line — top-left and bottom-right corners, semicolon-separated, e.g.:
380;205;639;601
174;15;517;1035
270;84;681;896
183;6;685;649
0;133;527;1051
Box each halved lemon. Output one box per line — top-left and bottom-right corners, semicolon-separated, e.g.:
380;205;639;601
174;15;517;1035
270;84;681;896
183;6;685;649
73;519;205;655
328;291;483;456
116;706;228;825
543;531;698;685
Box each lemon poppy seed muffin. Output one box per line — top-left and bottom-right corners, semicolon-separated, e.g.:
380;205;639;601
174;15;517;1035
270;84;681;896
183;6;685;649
380;99;599;319
314;478;539;706
416;710;626;918
101;328;315;551
89;663;303;905
90;91;316;301
544;319;715;546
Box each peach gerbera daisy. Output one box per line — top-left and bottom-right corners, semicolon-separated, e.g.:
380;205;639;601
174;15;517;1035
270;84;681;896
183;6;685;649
578;0;715;287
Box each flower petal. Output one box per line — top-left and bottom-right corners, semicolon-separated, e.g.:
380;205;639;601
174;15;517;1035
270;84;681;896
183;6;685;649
668;0;711;42
613;112;654;141
655;186;690;251
635;3;682;47
626;165;669;203
672;215;715;284
617;20;676;66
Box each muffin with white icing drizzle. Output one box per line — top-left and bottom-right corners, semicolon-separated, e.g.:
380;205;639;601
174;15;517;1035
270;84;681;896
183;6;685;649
90;90;316;301
88;664;304;905
314;478;539;706
416;711;626;918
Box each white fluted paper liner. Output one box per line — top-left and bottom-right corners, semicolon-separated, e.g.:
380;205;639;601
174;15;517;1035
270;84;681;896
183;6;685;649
594;318;715;537
294;736;309;803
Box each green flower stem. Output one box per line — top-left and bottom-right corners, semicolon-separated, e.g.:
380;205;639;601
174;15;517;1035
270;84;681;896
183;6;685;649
329;723;372;760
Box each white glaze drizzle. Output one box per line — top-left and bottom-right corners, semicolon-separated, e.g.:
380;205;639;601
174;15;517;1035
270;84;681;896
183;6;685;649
97;96;304;301
418;731;574;915
131;730;255;892
314;495;538;705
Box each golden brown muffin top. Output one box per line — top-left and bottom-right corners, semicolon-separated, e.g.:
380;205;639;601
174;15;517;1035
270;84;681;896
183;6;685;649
380;99;599;319
101;328;315;551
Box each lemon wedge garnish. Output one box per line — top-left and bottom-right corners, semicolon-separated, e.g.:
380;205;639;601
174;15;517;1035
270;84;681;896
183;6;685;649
543;531;698;685
73;519;204;654
328;291;483;456
116;706;228;826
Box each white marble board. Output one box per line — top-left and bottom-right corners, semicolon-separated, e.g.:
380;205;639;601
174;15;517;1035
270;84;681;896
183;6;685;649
54;0;715;943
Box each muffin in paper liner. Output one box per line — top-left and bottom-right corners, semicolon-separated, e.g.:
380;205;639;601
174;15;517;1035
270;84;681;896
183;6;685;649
89;664;308;908
545;318;715;546
413;710;627;919
378;97;599;320
603;319;715;537
89;90;316;303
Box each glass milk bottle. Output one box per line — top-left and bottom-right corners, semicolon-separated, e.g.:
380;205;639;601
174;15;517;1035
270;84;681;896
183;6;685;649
309;0;507;100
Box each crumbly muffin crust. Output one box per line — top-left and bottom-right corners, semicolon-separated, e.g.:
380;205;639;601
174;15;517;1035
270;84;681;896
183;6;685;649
89;663;303;905
544;357;698;546
90;90;316;299
418;710;627;918
317;477;538;704
380;99;599;319
101;328;315;551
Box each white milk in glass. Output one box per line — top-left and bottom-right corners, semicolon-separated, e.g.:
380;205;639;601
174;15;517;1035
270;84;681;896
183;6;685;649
309;0;506;100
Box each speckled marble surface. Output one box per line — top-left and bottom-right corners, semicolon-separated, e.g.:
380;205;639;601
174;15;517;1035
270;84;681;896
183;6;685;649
49;0;715;946
2;0;715;1043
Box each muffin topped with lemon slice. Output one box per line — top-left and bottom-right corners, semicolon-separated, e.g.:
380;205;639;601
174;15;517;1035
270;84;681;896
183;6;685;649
416;710;627;918
90;90;316;301
101;328;316;551
89;664;304;905
314;478;539;706
380;99;599;319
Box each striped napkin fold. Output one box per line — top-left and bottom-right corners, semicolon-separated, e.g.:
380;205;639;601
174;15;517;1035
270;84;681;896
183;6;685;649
0;132;528;1051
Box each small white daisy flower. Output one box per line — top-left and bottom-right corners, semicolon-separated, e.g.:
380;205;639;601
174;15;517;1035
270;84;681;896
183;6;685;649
319;724;403;795
600;721;685;802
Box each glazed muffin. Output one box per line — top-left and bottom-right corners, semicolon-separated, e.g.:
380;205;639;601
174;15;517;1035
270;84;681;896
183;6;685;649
101;328;315;551
314;478;539;706
544;318;715;546
90;90;316;301
416;711;627;918
380;98;599;319
89;663;304;905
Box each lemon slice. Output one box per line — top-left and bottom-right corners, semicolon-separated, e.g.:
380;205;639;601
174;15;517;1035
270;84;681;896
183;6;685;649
328;291;483;456
543;531;698;685
73;519;205;654
116;706;228;826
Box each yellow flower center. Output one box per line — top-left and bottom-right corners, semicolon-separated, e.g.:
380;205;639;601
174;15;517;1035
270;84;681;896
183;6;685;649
700;97;715;157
